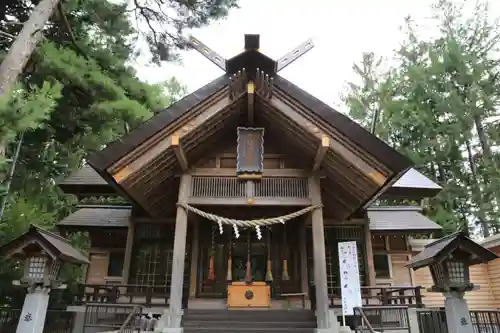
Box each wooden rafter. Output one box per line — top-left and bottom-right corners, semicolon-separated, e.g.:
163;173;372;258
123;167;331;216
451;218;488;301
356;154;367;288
110;94;238;184
256;93;387;186
171;135;189;171
312;136;330;172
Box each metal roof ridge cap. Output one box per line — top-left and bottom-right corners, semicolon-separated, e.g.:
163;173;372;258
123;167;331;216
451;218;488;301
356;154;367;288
366;205;423;212
76;204;133;209
424;231;463;248
34;225;72;245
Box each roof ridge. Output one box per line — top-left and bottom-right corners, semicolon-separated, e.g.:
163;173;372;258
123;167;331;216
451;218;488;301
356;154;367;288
77;204;132;209
425;231;463;248
367;205;422;211
30;224;71;244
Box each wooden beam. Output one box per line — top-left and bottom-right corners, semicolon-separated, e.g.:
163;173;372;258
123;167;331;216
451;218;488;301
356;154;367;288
121;217;135;284
308;175;329;329
187;197;312;206
312;136;329;172
167;174;191;328
189;168;311;177
258;93;387;186
110;95;241;184
247;81;255;125
171;135;189;171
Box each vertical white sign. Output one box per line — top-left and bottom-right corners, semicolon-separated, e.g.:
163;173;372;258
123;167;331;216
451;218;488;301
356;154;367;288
338;241;362;316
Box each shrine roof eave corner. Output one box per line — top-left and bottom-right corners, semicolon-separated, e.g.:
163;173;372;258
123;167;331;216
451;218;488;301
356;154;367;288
382;168;442;200
87;74;229;173
0;225;89;265
273;75;413;174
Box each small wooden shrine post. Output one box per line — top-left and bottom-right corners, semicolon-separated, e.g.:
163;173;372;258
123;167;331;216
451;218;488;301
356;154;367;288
408;232;499;333
0;225;88;333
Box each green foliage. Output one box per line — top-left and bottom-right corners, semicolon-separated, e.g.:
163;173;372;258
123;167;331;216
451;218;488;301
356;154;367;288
0;0;235;296
343;0;500;237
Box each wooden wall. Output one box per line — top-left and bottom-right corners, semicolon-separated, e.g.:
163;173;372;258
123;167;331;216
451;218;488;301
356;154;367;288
85;230;127;285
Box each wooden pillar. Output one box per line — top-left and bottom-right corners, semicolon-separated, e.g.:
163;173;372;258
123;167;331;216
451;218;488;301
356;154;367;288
309;176;330;330
166;174;191;327
363;220;376;287
121;217;135;284
189;218;200;297
299;217;309;294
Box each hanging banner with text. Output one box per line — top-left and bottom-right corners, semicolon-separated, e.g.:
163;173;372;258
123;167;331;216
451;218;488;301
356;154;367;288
338;241;362;316
236;127;264;177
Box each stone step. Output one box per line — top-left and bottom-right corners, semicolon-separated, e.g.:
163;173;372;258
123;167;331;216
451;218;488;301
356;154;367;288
183;328;316;333
183;320;317;329
183;310;316;322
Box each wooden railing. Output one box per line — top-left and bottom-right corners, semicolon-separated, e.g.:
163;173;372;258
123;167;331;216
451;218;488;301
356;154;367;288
118;305;142;333
418;308;500;333
328;286;424;308
83;303;141;333
354;306;411;332
0;307;75;333
74;284;170;306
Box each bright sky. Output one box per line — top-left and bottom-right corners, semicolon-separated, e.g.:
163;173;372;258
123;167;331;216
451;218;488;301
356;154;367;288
135;0;444;112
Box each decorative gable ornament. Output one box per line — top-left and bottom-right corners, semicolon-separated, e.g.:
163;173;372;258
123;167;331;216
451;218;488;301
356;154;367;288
236;127;264;179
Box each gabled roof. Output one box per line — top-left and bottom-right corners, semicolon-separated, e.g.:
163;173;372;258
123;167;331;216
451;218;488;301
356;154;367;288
383;168;441;199
89;76;228;172
0;225;89;265
407;231;499;270
57;205;130;229
57;165;114;198
84;35;417;219
367;206;442;232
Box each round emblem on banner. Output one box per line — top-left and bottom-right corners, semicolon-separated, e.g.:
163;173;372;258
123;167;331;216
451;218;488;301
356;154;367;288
245;290;254;300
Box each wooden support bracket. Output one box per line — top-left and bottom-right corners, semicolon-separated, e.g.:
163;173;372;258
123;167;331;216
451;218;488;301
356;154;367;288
312;136;330;172
247;81;255;125
171;135;189;171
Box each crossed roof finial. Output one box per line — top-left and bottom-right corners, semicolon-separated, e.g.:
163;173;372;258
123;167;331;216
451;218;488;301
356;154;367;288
189;34;314;76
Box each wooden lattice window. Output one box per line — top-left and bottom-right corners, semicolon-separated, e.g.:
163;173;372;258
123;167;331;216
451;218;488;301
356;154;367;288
129;223;191;294
307;226;366;295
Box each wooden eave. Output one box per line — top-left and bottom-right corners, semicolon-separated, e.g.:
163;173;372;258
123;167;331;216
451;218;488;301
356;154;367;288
89;75;229;172
88;75;413;219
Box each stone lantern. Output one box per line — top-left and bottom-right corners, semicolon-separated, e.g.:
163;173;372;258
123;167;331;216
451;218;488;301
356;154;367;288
407;231;498;333
0;225;88;333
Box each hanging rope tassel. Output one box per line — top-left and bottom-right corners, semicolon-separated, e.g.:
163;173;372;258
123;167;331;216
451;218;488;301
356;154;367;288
227;231;232;282
208;225;216;281
208;256;215;280
227;256;232;282
245;230;252;284
282;259;290;281
282;223;290;281
265;227;273;283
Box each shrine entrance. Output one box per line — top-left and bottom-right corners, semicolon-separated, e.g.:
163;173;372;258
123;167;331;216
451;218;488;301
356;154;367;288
194;206;307;307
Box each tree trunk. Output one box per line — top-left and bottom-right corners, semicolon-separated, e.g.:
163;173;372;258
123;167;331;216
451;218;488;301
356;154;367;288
0;0;60;217
466;138;490;237
0;0;60;96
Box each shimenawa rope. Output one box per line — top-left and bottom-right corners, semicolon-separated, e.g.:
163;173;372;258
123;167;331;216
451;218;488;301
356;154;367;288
176;202;322;239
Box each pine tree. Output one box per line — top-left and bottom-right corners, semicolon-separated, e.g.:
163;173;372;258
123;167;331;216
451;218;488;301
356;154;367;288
344;0;500;236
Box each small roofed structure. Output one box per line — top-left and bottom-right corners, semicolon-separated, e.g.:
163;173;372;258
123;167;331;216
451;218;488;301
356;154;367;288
407;232;498;292
0;225;88;288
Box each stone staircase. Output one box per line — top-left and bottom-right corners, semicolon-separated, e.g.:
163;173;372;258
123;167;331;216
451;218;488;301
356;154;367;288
182;309;317;333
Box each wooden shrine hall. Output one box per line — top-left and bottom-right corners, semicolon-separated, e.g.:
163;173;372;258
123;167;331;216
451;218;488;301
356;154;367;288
57;35;443;332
